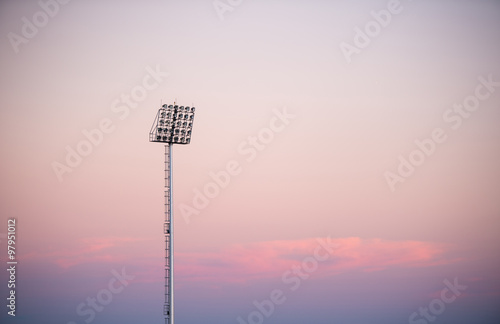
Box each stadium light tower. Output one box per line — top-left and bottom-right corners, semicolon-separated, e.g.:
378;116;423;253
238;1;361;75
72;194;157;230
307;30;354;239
149;103;196;324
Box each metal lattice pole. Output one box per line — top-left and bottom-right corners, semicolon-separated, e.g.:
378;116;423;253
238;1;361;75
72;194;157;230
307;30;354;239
150;104;196;323
164;144;174;324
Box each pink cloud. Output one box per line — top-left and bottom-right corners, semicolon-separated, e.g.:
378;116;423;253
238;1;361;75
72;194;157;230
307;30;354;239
22;236;149;270
174;237;457;285
22;236;458;285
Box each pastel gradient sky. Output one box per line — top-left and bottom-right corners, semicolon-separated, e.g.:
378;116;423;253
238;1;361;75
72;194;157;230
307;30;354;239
1;1;499;324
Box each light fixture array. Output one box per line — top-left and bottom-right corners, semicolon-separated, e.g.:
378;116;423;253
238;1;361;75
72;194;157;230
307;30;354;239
150;104;195;144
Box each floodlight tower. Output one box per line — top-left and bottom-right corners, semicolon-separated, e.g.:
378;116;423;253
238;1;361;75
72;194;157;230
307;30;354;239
149;104;196;324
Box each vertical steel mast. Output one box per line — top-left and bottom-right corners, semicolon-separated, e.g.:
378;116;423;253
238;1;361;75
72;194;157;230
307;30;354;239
164;144;174;324
150;104;196;324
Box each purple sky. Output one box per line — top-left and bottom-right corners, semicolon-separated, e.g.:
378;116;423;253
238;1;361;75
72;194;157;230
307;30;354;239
1;1;499;324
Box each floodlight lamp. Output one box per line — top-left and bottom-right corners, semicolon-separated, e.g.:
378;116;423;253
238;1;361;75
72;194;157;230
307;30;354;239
149;103;196;144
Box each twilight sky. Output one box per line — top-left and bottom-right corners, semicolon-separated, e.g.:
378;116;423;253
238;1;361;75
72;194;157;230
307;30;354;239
0;1;499;324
